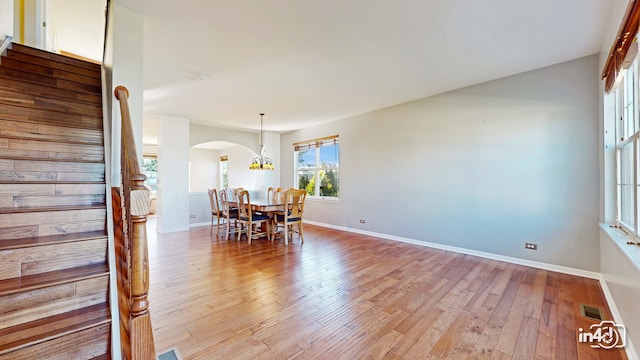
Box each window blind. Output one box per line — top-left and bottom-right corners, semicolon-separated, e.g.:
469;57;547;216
602;0;640;93
293;135;339;151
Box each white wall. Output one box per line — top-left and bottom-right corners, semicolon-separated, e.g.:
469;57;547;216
0;0;13;37
105;1;144;184
188;147;219;225
281;55;600;271
157;115;190;233
224;145;264;196
189;148;219;192
47;0;105;60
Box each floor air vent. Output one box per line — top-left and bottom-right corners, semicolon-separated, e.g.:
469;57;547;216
580;304;604;321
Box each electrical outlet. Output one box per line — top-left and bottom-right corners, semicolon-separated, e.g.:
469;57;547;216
190;214;196;219
525;243;537;250
359;219;366;224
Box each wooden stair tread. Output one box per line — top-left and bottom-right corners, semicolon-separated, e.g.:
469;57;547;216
0;263;108;296
0;229;107;250
0;75;101;105
0;87;102;117
0;67;101;94
7;43;101;73
3;49;101;79
90;353;111;360
0;133;104;147
0;56;101;87
0;180;105;185
0;83;102;110
0;204;106;214
0;302;110;354
0;155;105;163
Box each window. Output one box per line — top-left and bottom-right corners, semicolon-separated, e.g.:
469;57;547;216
615;58;640;236
220;155;228;189
294;135;339;199
142;156;158;192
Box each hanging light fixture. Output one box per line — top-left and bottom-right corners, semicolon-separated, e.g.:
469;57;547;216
249;113;275;170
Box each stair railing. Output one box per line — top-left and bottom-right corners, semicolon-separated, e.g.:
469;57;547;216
113;85;156;359
0;35;12;55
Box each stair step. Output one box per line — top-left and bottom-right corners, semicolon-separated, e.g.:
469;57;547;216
0;94;102;130
0;75;101;105
0;67;101;94
90;353;111;360
0;194;105;211
0;230;107;251
0;119;103;145
0;275;109;329
0;303;110;358
0;87;103;117
0;203;106;214
0;207;107;241
7;43;101;74
0;263;108;296
0;183;106;211
0;158;105;183
0;136;105;162
0;234;107;282
0;56;101;87
3;49;101;79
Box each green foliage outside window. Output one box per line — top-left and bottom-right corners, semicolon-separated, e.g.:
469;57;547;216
142;158;158;191
296;142;339;198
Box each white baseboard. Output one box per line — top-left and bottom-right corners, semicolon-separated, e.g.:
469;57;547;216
189;222;210;228
303;220;601;279
599;274;639;360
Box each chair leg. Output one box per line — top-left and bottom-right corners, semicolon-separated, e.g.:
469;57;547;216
284;223;289;246
213;216;220;237
209;215;218;235
298;222;304;243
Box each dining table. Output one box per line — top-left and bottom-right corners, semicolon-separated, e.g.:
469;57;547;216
228;198;285;213
227;198;285;240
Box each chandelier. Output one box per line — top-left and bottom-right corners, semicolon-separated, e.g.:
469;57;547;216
249;113;275;170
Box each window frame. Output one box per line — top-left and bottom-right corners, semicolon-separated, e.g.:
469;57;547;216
615;58;640;237
141;155;158;194
293;135;340;200
220;155;228;189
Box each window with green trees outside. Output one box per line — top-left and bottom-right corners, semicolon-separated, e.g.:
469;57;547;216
295;136;339;199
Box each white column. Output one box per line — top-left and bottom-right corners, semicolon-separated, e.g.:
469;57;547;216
157;115;190;233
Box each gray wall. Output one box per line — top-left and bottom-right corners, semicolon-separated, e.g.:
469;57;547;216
281;55;599;271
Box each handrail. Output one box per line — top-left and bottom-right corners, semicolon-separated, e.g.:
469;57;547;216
0;35;13;56
113;85;156;359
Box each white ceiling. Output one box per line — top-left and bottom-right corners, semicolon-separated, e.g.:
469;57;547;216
71;1;614;138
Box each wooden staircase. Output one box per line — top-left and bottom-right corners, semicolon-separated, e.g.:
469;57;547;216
0;43;111;359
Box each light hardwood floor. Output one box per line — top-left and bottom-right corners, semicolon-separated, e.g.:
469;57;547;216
147;219;628;360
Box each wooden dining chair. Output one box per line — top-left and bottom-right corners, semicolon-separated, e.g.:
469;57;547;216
267;187;285;204
272;188;306;245
237;190;271;244
207;188;222;236
219;188;239;240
